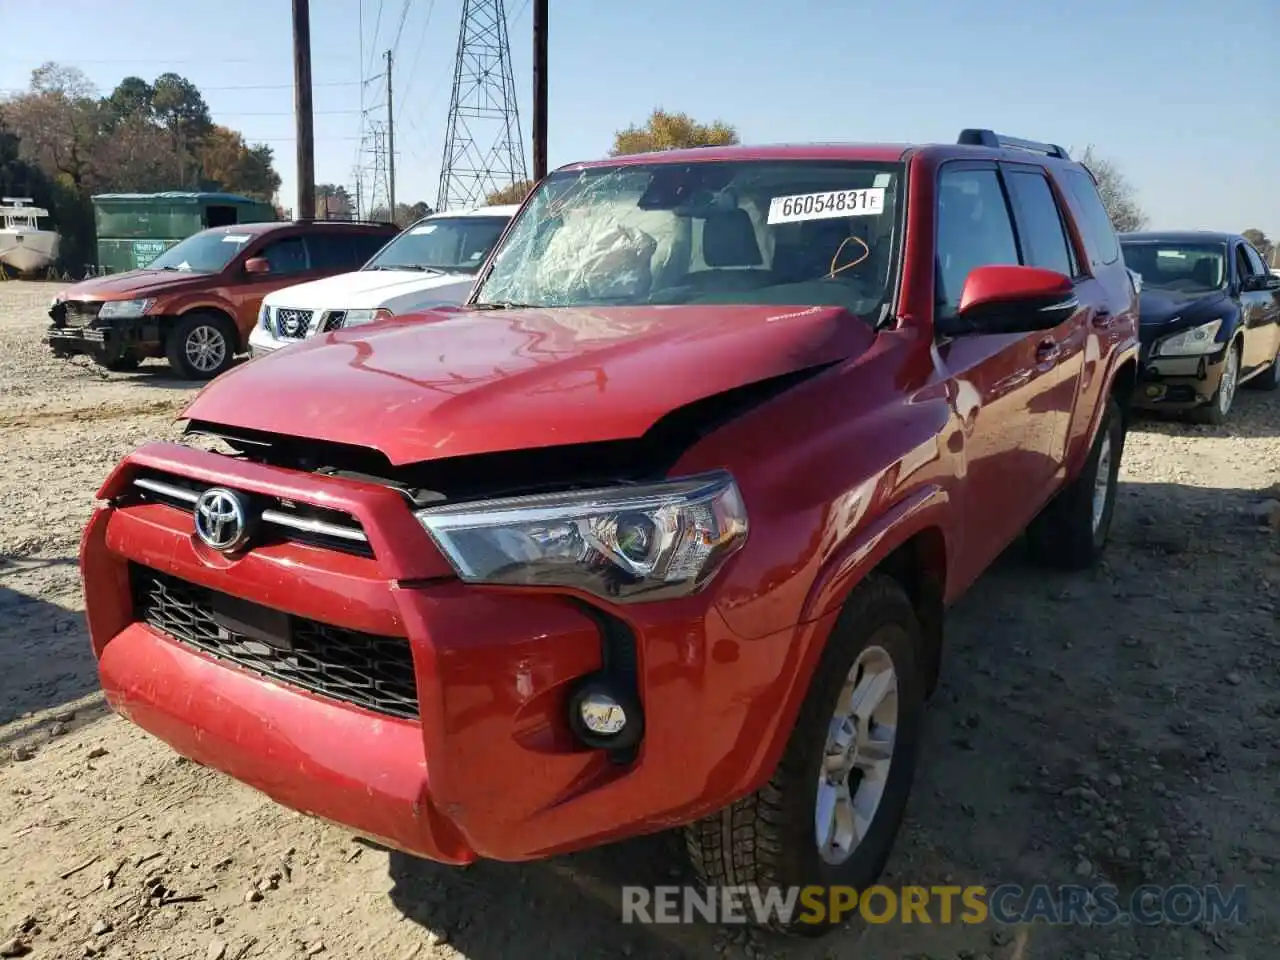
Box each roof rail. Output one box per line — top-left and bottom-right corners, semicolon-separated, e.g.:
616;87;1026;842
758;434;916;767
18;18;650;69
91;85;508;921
957;129;1070;160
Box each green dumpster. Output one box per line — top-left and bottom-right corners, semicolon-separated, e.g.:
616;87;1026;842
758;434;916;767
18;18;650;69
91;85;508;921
91;192;278;274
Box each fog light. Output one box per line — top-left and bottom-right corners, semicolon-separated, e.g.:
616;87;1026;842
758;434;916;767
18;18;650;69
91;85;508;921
567;677;644;752
579;692;627;736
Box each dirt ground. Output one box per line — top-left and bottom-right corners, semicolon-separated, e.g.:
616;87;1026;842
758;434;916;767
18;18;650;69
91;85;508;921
1;279;1277;960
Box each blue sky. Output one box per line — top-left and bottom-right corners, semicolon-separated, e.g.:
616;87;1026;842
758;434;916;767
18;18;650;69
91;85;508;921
2;0;1277;243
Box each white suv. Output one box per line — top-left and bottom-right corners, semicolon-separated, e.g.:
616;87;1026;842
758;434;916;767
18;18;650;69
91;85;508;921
248;205;517;356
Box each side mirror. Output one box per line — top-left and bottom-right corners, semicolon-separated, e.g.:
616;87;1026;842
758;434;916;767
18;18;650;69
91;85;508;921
940;265;1077;336
1248;274;1280;292
244;257;270;275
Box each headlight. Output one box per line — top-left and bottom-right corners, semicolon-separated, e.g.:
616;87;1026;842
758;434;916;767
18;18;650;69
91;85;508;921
258;303;271;328
1155;319;1221;357
342;307;395;327
98;298;155;319
416;471;749;602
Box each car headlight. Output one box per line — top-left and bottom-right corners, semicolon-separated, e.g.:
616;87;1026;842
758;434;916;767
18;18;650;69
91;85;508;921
416;471;749;602
342;307;395;327
98;298;155;319
1155;319;1221;357
258;303;271;328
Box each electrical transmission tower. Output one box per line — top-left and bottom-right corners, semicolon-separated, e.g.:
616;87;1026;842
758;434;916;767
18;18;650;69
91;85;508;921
437;0;528;212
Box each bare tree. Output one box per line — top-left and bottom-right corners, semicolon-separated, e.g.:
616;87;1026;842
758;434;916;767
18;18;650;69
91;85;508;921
1077;145;1148;233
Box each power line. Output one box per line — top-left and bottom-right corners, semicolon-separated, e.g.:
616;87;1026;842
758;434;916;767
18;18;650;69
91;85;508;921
390;0;415;57
399;0;437;99
366;0;387;77
200;80;362;91
218;109;363;117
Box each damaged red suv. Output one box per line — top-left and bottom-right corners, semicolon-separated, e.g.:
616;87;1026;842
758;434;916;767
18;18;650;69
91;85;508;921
81;130;1138;933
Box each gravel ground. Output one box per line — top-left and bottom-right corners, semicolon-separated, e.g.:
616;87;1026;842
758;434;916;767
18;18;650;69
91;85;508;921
1;280;1278;960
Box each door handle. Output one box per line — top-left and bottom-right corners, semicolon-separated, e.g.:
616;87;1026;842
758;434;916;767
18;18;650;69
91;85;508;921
1036;338;1060;365
1092;308;1115;329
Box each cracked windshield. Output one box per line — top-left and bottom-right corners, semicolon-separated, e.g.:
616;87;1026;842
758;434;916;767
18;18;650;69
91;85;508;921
365;215;510;273
475;160;902;322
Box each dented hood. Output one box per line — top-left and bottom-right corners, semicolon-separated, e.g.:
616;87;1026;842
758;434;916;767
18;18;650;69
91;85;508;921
182;304;873;465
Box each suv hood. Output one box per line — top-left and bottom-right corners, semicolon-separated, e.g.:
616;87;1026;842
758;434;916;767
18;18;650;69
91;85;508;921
262;268;476;311
183;304;873;465
58;269;212;301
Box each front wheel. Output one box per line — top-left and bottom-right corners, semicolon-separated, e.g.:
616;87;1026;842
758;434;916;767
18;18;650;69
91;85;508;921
165;312;238;380
683;576;925;936
1027;395;1125;570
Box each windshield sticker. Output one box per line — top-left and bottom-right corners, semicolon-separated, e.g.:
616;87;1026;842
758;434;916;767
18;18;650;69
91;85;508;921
221;234;251;243
409;224;438;235
766;188;886;225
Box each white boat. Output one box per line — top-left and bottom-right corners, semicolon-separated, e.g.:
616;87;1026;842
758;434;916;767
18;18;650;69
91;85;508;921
0;198;60;275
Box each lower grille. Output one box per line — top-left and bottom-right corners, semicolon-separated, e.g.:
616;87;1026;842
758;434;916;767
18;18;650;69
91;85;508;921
133;567;419;720
275;308;314;339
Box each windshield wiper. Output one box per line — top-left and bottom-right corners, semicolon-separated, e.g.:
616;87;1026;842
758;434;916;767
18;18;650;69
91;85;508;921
470;300;537;310
368;264;443;273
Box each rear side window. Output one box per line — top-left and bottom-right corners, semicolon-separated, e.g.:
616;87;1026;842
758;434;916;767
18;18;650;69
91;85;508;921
306;233;384;271
935;167;1019;318
1004;169;1076;277
1062;169;1120;266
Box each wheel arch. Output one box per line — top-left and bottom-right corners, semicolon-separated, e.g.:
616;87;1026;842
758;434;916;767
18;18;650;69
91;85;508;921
175;305;242;350
734;505;951;807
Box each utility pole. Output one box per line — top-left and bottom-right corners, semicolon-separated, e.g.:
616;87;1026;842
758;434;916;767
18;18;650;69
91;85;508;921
532;0;547;182
293;0;316;219
385;49;396;222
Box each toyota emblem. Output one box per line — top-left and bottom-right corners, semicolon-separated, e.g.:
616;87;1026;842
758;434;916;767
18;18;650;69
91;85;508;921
193;487;251;553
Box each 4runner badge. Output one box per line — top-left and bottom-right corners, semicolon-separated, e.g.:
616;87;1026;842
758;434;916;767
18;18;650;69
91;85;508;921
194;487;252;553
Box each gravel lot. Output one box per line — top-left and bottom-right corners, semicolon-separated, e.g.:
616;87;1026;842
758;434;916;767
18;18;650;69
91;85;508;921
1;280;1278;960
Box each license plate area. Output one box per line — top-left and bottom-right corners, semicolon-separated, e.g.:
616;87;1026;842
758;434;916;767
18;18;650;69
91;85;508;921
210;592;292;650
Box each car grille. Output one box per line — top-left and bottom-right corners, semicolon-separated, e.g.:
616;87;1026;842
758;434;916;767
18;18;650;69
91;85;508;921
133;566;420;720
274;308;314;339
126;469;374;558
319;310;347;332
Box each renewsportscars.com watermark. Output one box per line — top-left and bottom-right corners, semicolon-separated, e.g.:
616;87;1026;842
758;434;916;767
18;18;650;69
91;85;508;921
621;884;1248;927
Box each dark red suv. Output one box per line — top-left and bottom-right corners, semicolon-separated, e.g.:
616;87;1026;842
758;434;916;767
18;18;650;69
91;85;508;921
80;129;1138;932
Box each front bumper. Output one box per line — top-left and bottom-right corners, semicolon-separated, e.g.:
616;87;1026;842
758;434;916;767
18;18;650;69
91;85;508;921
1132;338;1229;410
44;316;164;362
247;324;286;359
81;442;824;864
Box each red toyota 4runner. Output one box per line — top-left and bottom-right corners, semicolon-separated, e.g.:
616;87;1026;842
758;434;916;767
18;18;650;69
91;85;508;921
81;129;1138;933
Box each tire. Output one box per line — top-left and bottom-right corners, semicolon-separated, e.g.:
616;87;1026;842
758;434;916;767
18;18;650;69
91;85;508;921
683;575;925;936
1027;395;1124;571
1193;339;1241;425
165;312;238;380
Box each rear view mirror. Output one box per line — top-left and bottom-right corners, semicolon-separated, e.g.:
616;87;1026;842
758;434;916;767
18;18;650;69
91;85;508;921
941;265;1077;336
245;257;270;275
